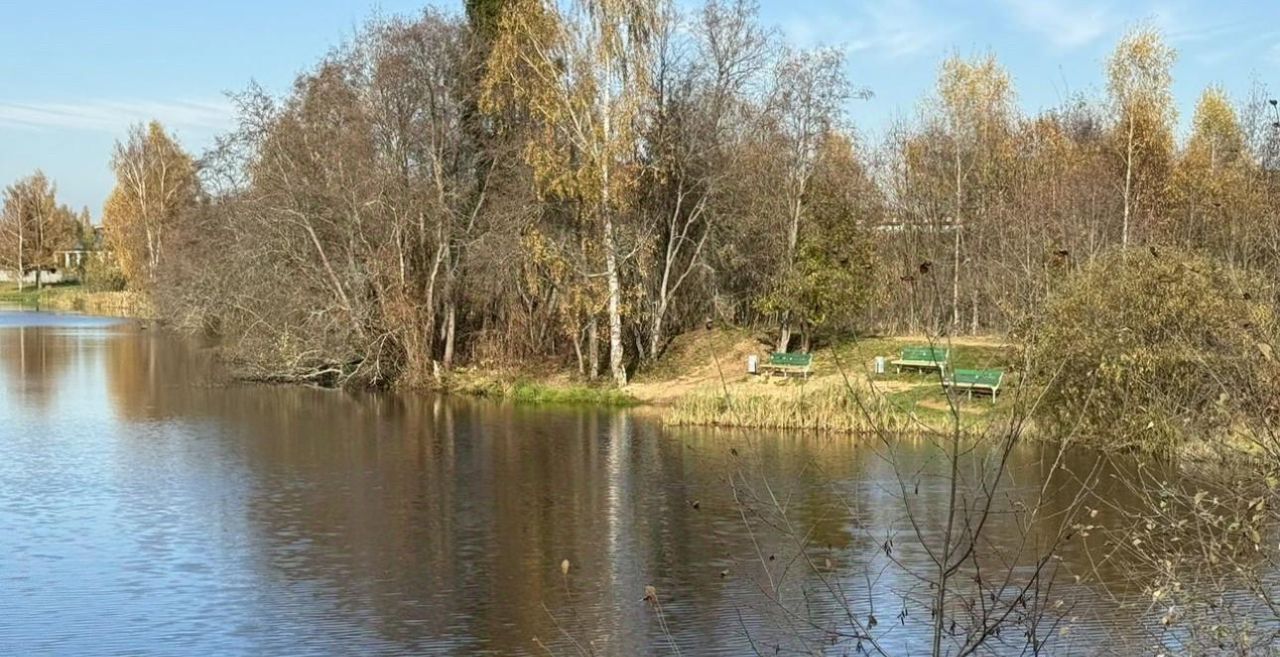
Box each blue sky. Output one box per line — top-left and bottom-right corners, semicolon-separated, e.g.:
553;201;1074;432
2;0;1278;215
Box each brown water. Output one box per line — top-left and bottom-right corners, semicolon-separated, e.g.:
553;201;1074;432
0;311;1156;655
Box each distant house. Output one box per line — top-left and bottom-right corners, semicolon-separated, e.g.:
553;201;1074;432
0;268;69;285
55;249;96;270
8;226;112;284
57;225;111;274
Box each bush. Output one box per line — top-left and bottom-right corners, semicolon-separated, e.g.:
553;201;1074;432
1023;249;1279;452
82;254;128;292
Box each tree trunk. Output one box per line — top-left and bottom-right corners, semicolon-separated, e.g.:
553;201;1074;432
648;304;665;361
302;220;362;336
145;223;156;282
603;213;627;387
1122;117;1135;250
16;232;24;294
442;301;456;370
970;292;979;334
650;211;675;361
587;315;599;380
777;192;803;353
952;143;963;328
35;218;43;292
573;324;586;376
594;40;628;388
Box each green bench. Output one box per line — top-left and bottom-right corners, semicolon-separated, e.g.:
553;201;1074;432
758;352;814;379
890;346;950;373
943;368;1004;402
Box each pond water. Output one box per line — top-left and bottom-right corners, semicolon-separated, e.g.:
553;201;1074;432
0;311;1160;655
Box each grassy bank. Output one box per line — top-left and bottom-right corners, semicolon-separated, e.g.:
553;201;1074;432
652;332;1018;433
0;285;1017;431
0;282;153;318
444;328;1019;431
448;369;641;407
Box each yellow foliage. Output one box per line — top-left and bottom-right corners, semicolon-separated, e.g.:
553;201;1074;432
101;121;198;289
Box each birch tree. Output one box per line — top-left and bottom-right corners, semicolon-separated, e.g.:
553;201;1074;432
1169;87;1256;262
935;54;1013;330
763;46;852;352
1107;27;1175;250
0;172;71;291
481;0;661;385
640;0;768;359
102;121;199;287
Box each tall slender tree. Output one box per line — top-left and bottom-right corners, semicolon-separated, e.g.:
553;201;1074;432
639;0;769;359
482;0;661;385
1169;87;1254;261
1107;26;1176;249
763;46;852;352
935;53;1014;330
103;121;199;288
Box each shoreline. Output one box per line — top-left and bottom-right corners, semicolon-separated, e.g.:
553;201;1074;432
443;329;1018;435
0;283;154;319
0;304;1257;460
0;294;1013;436
439;332;1266;463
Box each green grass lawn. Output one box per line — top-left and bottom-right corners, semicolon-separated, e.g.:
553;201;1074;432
507;381;640;406
821;337;1020;429
0;282;83;306
822;337;1017;376
450;371;641;407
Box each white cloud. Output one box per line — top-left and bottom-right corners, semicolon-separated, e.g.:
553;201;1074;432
999;0;1115;49
0;99;233;134
780;0;958;59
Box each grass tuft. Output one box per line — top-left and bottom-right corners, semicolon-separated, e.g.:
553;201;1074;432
450;373;639;407
667;385;913;433
507;381;640;406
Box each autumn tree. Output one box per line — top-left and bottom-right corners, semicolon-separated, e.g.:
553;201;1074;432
877;54;1016;334
482;0;661;385
637;0;770;359
365;10;493;377
465;0;513;41
1168;87;1261;264
935;54;1014;330
103;121;199;288
1107;26;1175;249
155;11;504;386
0;172;76;290
761;46;853;352
756;134;881;348
209;62;382;382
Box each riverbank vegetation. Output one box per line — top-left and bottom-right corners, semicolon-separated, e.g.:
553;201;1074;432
455;377;640;406
100;5;1280;401
1025;248;1280;453
0;173;94;291
2;4;1279;652
1;2;1278;448
0;282;153;318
